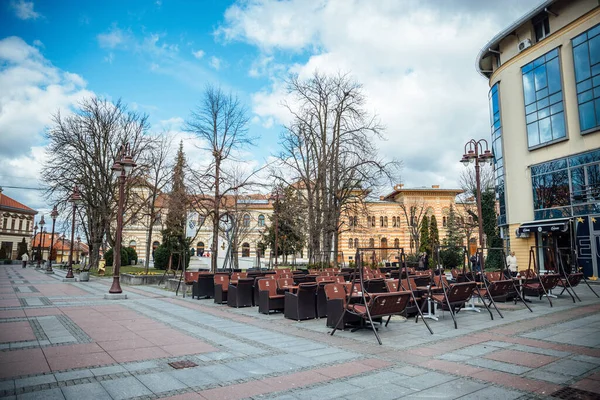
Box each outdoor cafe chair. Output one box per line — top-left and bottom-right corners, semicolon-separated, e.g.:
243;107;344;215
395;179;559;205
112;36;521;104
418;281;478;329
227;277;254;308
214;274;229;304
257;278;285;314
284;283;318;321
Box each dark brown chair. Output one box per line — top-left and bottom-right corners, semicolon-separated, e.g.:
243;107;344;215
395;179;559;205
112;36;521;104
316;278;335;318
230;272;247;285
214;274;229;304
258;279;285;314
364;278;386;294
324;283;360;329
227;277;254;308
385;279;399;292
334;275;346;284
253;275;275;306
277;278;295;293
193;272;214;299
556;272;584;302
284;283;317;321
419;281;477;329
522;273;561;306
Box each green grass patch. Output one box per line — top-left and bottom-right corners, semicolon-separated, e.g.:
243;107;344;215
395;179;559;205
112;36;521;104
90;265;150;277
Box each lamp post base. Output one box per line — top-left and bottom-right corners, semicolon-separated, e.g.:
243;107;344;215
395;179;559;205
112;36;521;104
104;293;127;300
62;277;77;282
108;277;123;294
44;270;55;275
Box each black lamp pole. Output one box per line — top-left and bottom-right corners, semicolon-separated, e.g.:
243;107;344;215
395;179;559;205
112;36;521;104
65;186;82;279
47;206;58;273
36;216;45;268
32;223;38;267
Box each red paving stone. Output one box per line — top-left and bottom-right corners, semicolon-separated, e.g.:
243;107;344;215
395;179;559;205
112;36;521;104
23;308;64;317
46;352;117;371
108;346;171;363
0;321;36;343
586;372;600;381
97;337;155;351
0;348;51;379
43;343;106;358
0;309;26;318
475;370;562;394
159;393;204;400
484;349;558;368
418;359;485;377
259;370;330;391
360;358;393;368
571;378;600;395
161;343;216;357
406;347;447;357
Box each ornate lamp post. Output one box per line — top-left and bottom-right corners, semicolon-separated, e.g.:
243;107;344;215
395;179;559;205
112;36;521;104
460;139;494;263
36;216;45;269
108;143;136;296
46;206;58;274
76;236;81;264
60;234;66;263
65;186;83;280
32;223;38;267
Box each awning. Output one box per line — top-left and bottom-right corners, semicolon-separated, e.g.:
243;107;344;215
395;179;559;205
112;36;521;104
517;218;571;235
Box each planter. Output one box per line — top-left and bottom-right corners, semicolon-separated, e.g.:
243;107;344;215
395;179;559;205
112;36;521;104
120;273;163;285
79;272;89;282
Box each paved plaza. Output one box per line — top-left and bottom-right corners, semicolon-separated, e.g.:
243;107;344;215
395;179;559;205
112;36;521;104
1;266;600;399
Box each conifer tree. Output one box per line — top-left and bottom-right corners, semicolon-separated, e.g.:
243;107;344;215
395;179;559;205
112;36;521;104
429;215;439;255
419;215;430;254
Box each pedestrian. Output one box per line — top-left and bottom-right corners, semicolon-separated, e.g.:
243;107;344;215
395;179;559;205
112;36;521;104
470;254;478;271
21;252;29;268
506;250;518;277
417;253;424;270
423;252;429;269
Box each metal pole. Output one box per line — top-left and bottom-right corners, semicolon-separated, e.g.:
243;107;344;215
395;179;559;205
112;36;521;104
47;212;57;273
66;203;77;279
274;191;279;268
474;150;485;269
109;170;126;293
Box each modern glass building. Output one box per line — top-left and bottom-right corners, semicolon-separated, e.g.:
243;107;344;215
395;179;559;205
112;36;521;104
477;0;600;277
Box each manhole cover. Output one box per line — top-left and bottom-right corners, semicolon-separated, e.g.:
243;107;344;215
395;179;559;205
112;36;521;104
168;360;198;369
552;387;600;400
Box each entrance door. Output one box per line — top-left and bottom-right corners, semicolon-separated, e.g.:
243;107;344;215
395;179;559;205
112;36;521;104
469;238;477;256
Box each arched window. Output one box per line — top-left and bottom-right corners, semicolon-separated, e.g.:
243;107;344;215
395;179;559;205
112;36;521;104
396;216;401;227
369;238;374;248
380;216;384;227
197;241;205;256
392;216;396;227
154;212;162;225
469;216;474;224
384;216;388;227
354;216;358;226
349;216;354;227
348;238;353;248
128;240;136;250
410;239;414;249
258;214;265;227
394;238;400;248
243;214;251;227
354;238;359;249
241;242;250;257
443;216;447;227
371;216;376;227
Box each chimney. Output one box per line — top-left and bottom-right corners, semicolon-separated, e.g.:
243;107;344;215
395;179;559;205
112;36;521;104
432;185;440;189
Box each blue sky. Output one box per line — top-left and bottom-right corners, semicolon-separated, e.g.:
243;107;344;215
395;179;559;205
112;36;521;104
0;0;543;222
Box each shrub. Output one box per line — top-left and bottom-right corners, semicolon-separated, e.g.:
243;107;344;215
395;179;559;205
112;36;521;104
125;247;138;265
0;248;7;260
104;247;129;267
153;245;170;270
439;248;463;269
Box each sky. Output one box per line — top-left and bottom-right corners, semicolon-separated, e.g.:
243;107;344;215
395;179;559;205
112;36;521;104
0;0;543;225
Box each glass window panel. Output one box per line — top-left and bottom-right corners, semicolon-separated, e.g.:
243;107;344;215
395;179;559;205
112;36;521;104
525;103;537;114
550;112;566;140
592;63;600;77
527;122;540;147
571;167;586;203
522;62;533;74
550;102;563;115
569;150;600;166
573;33;587;47
493;138;503;160
536;88;549;100
537;97;549;109
593;75;600;87
595;98;600;128
594;87;600;98
522;71;536;105
492;90;499;115
577;79;593;93
538;107;550;119
493;119;501;131
573;42;591;82
533;56;545;68
578;90;594;104
534;64;547;90
590;35;600;66
546;58;561;94
545;48;558;61
590;24;600;38
579;101;596;131
539;117;553;143
549;92;562;104
526;112;538;124
588;164;600;201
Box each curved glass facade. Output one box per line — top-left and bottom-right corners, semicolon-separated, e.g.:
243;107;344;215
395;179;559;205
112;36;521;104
572;23;600;133
489;83;507;226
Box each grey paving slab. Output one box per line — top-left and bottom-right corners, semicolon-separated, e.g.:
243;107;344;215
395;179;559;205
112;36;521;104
523;369;572;384
541;359;597;377
458;386;525;400
90;365;127;376
252;355;302;373
451;344;499;357
14;374;56;389
572;354;600;365
345;370;409;389
227;359;278;376
437;353;473;362
53;370;94;382
509;344;571;357
406;378;487;399
100;376;152;400
0;379;15;393
395;371;457;391
344;384;416;400
122;360;161;372
168;368;218;388
390;365;429;377
61;382;112;400
291;381;362;400
17;388;65;400
196;351;237;362
198;363;251;382
311;351;358;364
482;341;518;348
466;358;532;375
136;372;187;394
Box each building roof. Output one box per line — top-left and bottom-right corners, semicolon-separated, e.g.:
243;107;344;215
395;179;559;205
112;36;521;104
381;184;463;201
0;193;37;214
475;0;557;78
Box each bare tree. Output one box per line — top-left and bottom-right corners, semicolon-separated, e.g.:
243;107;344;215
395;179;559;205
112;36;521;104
43;97;150;271
398;198;427;254
277;71;399;265
459;163;495;198
185;85;254;272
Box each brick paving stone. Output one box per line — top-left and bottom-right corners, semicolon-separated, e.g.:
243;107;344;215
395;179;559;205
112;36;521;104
100;376;153;400
484;349;558;368
61;382;112;400
571;378;600;395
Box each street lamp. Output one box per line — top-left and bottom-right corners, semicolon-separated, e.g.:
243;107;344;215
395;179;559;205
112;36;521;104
46;206;58;274
108;143;136;295
460;139;494;263
60;234;65;263
65;186;83;280
36;216;45;269
32;223;38;267
76;236;81;264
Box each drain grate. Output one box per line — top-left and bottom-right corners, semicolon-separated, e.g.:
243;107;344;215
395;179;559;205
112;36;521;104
552;387;600;400
168;360;198;369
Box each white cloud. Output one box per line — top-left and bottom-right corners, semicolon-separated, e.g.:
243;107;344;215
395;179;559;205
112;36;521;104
32;39;43;48
97;25;127;49
209;56;222;70
104;52;114;64
192;49;205;59
219;0;541;189
0;36;93;210
11;0;42;20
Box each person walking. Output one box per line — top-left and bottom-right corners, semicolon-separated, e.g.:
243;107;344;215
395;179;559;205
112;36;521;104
21;252;29;268
417;253;424;270
506;250;518;277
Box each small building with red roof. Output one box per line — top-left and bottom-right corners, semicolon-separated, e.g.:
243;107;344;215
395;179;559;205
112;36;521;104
0;188;38;260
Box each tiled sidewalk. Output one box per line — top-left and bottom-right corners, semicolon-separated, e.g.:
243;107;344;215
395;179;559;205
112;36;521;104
1;265;600;399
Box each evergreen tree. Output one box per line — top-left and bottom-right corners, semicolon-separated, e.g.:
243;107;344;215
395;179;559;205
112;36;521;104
17;238;28;259
440;205;464;268
162;142;190;270
419;215;430;254
429;215;439;255
481;190;503;269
